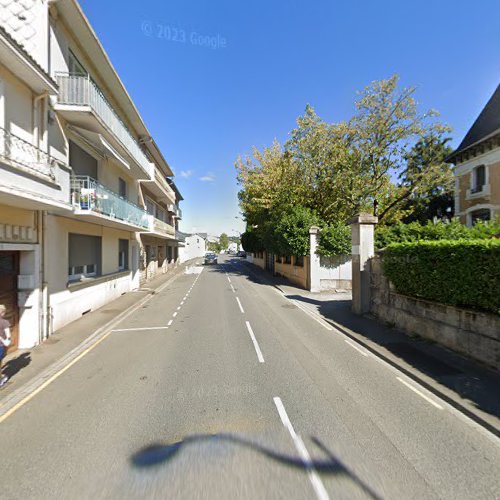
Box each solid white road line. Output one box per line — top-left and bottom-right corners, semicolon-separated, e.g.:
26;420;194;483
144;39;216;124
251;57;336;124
227;276;232;283
344;338;368;357
168;320;173;326
112;327;170;332
397;377;443;410
236;297;245;314
230;284;236;293
273;397;330;500
245;321;265;363
290;299;334;331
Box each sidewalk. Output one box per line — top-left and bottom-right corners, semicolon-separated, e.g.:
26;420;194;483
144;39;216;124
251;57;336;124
237;259;500;436
0;261;195;404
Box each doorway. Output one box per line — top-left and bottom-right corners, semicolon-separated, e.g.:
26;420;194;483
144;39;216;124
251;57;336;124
0;251;20;351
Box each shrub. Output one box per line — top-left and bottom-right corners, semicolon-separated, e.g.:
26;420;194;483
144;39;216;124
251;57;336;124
375;219;500;249
317;224;351;256
270;206;320;256
241;229;264;253
382;239;500;313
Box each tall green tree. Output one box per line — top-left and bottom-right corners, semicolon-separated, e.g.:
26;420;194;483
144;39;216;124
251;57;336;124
219;233;229;250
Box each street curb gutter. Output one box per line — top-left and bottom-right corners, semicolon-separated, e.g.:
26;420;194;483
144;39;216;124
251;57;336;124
0;266;187;422
238;260;500;441
277;286;500;441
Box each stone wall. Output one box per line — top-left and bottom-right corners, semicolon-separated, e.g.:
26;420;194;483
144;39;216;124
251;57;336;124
369;255;500;370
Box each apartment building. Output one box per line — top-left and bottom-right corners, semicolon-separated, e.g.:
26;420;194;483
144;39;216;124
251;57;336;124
449;84;500;225
0;0;183;349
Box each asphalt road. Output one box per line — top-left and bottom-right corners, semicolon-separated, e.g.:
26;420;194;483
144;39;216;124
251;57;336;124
0;255;499;499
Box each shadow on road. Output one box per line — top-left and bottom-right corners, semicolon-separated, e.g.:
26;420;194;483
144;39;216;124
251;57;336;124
3;352;31;380
130;432;382;499
220;257;500;431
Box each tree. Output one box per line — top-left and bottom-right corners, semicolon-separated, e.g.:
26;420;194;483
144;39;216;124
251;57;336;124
235;75;455;248
349;75;452;223
219;233;229;250
399;135;454;223
269;205;320;256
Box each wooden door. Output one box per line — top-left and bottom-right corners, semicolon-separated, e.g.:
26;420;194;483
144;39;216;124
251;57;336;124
0;251;20;352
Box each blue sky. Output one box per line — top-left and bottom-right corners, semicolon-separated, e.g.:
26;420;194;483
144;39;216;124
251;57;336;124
80;0;500;236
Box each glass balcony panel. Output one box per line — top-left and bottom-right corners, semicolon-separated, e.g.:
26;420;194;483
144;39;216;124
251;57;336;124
71;175;149;229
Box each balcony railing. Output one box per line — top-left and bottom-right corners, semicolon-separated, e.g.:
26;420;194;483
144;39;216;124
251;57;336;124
149;216;175;238
0;127;57;180
71;175;149;229
176;206;183;219
56;73;154;179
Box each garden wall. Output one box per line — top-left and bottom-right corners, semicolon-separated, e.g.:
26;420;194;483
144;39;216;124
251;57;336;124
369;255;500;370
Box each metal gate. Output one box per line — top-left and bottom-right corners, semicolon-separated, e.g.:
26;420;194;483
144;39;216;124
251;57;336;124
265;252;275;274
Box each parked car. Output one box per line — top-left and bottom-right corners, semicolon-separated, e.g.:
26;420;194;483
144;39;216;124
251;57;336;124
204;252;218;265
237;251;247;258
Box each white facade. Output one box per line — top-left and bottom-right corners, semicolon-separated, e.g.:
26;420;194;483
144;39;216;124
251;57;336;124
180;234;206;263
0;0;183;349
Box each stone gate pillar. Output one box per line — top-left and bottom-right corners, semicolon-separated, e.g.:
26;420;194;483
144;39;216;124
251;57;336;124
350;213;378;314
309;226;320;292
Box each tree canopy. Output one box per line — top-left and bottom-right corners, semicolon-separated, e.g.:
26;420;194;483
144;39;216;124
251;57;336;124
236;75;454;256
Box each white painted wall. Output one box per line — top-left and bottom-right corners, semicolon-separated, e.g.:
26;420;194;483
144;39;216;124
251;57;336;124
180;234;206;262
318;255;352;291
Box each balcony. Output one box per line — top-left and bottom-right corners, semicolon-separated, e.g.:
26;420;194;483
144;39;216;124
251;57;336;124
0;127;57;181
70;175;149;230
146;215;176;239
167;203;182;219
56;73;154;180
140;169;176;205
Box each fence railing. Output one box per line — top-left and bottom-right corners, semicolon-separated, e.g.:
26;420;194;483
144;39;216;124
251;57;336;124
71;175;149;229
56;73;154;179
0;127;57;180
149;215;175;237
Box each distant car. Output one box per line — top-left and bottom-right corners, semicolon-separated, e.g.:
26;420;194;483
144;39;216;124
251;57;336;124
237;251;246;258
204;252;218;265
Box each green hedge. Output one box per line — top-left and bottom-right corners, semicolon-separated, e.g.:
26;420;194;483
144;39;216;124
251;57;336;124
382;239;500;313
375;219;500;249
317;224;351;257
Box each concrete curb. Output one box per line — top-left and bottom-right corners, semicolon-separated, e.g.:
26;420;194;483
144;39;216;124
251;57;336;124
0;264;190;420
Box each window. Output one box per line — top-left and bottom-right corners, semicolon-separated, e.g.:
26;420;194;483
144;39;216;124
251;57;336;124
118;239;129;271
68;234;101;281
294;256;304;267
68;50;87;76
145;197;156;216
285;255;292;264
156;207;166;222
69;140;98;178
470;208;490;224
472;165;486;193
118;178;127;199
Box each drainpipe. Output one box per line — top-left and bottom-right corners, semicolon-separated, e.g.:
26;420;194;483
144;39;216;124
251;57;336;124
33;92;49;150
37;210;49;344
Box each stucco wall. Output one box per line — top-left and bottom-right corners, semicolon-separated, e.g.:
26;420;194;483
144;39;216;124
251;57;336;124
369;255;500;370
275;257;309;289
253;253;265;269
46;215;136;331
180;235;206;262
318;255;352;290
